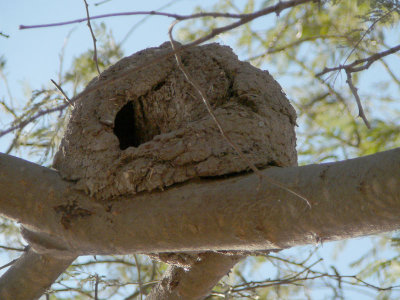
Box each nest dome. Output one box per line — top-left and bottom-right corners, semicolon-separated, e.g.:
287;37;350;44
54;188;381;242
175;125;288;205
53;42;297;201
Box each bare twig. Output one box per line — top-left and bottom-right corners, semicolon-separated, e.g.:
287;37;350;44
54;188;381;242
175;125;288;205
19;11;250;30
120;0;178;45
0;259;17;271
95;0;113;6
246;34;345;61
169;20;311;208
83;0;101;74
168;21;262;178
0;245;25;252
94;274;99;300
51;79;74;107
133;255;143;300
341;8;396;69
20;0;311;32
317;43;400;76
316;43;400;128
345;71;371;129
0;103;68;138
0;31;9;38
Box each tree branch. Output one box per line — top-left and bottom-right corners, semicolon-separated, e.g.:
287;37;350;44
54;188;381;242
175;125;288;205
317;43;400;76
146;252;243;300
0;148;399;255
316;43;400;128
19;0;311;30
83;0;101;75
0;247;76;300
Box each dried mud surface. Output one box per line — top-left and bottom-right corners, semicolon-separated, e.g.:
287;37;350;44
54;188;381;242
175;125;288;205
53;42;297;201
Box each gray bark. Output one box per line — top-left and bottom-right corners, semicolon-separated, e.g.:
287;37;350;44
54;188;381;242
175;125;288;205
146;252;243;300
1;148;399;255
0;247;75;300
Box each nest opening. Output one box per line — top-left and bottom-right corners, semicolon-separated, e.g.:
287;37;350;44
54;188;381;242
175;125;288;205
113;101;139;149
113;98;165;150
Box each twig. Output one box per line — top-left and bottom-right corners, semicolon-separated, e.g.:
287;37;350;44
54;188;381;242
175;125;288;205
341;8;396;70
19;11;251;30
94;274;99;300
51;79;74;107
169;20;311;209
316;43;400;128
120;0;178;45
0;31;10;38
0;259;17;271
345;71;371;129
168;21;262;177
95;0;112;6
0;103;68;138
246;34;344;61
0;245;25;252
20;0;311;30
133;255;143;300
316;43;400;76
83;0;101;75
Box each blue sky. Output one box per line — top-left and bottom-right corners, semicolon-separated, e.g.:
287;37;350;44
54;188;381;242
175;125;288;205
1;1;400;298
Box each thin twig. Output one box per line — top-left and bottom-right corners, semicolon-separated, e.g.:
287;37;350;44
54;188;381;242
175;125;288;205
0;31;9;38
345;71;371;129
169;20;311;209
317;43;400;76
316;43;400;128
94;274;99;300
246;34;345;61
120;0;178;45
0;259;17;271
0;103;68;138
19;11;251;30
95;0;113;6
168;21;262;178
341;8;396;69
20;0;311;31
83;0;101;75
0;245;25;252
51;79;74;107
133;255;143;300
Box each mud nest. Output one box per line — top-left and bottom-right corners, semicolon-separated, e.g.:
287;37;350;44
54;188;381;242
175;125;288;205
53;42;297;201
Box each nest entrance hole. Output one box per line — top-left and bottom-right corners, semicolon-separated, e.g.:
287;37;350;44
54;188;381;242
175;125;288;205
113;102;139;150
113;100;161;150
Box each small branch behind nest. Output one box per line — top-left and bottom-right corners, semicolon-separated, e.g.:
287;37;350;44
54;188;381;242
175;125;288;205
83;0;101;75
345;71;371;129
51;79;74;107
168;20;311;209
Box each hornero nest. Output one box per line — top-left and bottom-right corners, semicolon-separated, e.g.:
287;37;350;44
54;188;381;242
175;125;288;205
53;42;297;202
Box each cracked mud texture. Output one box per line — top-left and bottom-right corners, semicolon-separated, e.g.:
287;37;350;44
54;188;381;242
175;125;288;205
53;42;297;201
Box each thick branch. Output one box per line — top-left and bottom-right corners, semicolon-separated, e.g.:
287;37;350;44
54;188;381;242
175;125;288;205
0;148;399;255
146;253;243;300
0;247;75;300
